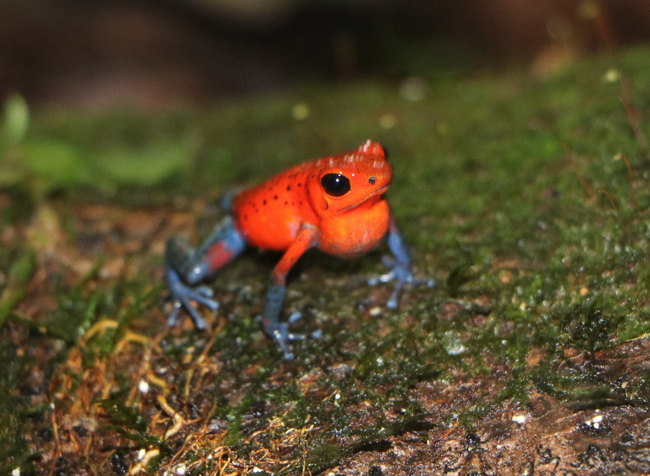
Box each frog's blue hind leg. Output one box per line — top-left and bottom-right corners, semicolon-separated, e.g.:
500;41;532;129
368;216;435;308
165;216;246;329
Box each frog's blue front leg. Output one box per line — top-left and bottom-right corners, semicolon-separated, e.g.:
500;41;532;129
369;216;435;308
260;224;318;359
165;216;246;329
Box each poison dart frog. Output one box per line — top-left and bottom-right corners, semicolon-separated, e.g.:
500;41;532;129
165;140;434;358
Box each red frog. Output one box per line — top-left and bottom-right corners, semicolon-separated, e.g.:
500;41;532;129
165;140;433;358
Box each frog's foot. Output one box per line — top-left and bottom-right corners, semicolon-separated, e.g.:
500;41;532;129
258;312;321;360
368;256;435;309
166;267;219;330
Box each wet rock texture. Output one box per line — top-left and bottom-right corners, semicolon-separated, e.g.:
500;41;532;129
333;340;650;475
333;402;650;475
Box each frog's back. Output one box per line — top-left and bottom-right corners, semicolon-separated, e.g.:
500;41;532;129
232;161;319;250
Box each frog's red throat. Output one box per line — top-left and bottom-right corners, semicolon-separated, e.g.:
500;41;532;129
339;183;391;212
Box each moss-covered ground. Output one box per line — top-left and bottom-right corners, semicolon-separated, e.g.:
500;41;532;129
1;46;650;475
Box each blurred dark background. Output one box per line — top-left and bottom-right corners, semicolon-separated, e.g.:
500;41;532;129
2;0;649;109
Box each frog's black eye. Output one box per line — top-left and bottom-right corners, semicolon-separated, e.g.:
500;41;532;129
321;173;351;197
369;177;376;185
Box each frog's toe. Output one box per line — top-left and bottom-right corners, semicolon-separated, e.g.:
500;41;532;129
416;278;436;288
368;269;396;286
368;255;435;309
190;290;219;310
288;311;303;323
168;302;182;327
261;316;321;359
386;280;404;309
166;267;218;329
195;285;215;298
265;322;296;360
168;293;208;330
285;312;321;338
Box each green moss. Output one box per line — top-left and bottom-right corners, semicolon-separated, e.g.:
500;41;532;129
98;399;163;447
0;250;36;326
0;336;38;475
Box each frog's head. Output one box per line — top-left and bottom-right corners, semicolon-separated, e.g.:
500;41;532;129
307;140;393;216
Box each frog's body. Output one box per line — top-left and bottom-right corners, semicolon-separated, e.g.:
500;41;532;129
165;141;433;358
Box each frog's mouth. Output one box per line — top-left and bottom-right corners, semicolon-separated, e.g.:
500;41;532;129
339;183;391;212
